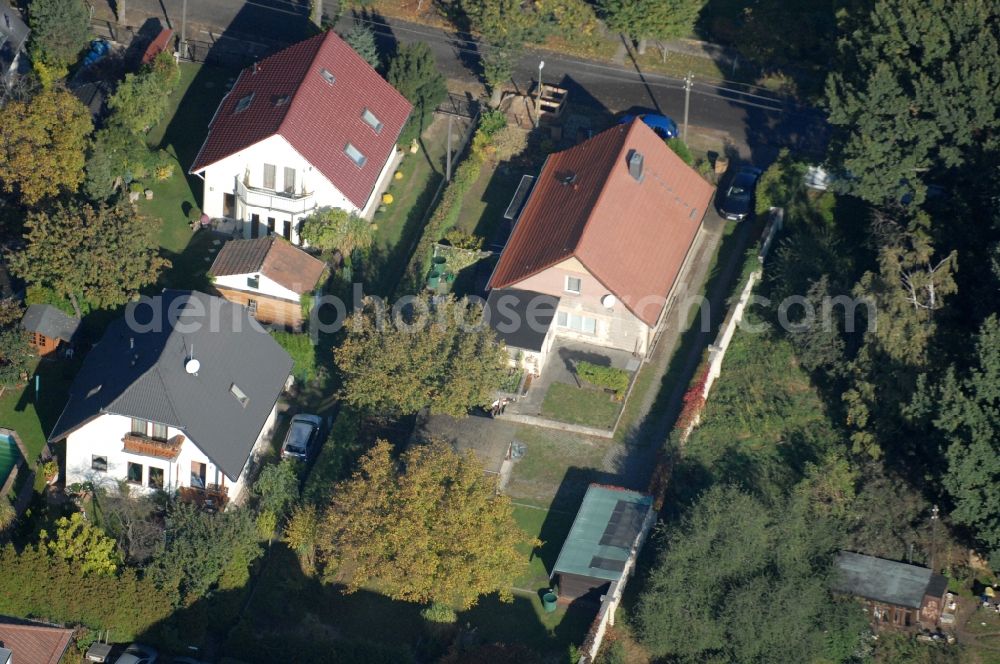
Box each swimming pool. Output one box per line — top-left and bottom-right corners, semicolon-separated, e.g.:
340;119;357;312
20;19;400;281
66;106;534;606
0;433;21;488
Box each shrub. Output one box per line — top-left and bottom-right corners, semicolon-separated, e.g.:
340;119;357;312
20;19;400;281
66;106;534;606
755;148;808;215
420;602;457;623
444;229;484;251
666;138;694;166
576;361;630;398
271;330;317;383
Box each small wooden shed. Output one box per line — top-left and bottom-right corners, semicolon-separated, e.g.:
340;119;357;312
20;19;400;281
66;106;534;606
20;304;81;357
551;484;653;603
833;551;949;629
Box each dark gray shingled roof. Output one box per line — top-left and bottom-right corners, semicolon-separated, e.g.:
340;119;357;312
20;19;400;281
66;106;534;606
485;288;559;352
833;551;943;609
20;304;80;343
49;290;293;480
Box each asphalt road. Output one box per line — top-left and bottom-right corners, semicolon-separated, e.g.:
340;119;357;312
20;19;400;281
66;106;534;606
93;0;828;164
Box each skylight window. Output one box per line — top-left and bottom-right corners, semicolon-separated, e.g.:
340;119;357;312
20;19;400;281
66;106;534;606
361;108;383;134
319;67;335;85
86;384;102;398
344;143;367;168
234;93;254;114
230;383;249;407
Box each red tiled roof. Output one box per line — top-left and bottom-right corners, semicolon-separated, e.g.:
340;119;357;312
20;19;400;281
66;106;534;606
0;621;73;664
209;236;327;295
488;121;714;326
189;31;412;210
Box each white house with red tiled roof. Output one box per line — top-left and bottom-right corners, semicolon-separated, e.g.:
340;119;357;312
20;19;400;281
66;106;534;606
190;31;412;245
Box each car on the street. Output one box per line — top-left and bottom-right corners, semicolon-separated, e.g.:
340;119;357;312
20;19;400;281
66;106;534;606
114;644;158;664
718;166;762;221
280;413;323;461
617;113;679;139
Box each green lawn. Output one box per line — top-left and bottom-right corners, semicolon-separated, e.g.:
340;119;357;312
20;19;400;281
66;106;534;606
505;424;617;510
366;116;467;296
0;357;80;463
541;382;622;430
138;63;237;288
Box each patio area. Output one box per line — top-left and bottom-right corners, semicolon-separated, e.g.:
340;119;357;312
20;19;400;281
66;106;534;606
505;339;640;431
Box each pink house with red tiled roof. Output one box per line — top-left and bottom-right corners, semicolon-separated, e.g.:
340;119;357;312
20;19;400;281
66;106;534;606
190;31;412;245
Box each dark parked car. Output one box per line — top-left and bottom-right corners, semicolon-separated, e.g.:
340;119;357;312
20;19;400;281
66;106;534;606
617;113;679;139
114;644;158;664
718;166;762;221
280;413;323;461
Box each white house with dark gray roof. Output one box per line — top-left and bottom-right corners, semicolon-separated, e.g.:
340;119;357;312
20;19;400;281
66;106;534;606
48;290;293;505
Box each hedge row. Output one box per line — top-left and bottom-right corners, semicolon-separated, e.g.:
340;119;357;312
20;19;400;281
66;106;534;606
576;361;630;398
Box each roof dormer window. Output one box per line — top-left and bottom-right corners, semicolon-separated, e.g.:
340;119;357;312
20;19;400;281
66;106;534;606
230;383;249;407
361;108;383;134
344;143;366;168
234;93;254;114
319;67;335;85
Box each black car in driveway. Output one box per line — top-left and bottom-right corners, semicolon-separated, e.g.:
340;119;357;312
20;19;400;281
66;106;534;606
718;166;762;221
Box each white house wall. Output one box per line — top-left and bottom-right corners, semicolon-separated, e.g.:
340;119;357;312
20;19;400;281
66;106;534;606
197;134;401;241
212;272;303;303
64;405;279;504
198;135;357;244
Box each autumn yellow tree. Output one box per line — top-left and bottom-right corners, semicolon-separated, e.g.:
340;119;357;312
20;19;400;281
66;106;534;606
0;88;92;204
317;439;533;609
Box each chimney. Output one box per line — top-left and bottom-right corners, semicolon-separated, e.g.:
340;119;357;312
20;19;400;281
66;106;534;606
628;150;644;182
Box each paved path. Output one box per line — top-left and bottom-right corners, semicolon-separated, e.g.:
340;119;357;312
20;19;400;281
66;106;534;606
601;212;755;487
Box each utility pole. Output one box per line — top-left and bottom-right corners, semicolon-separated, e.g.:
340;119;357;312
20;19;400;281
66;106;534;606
683;71;693;143
179;0;188;60
535;60;545;129
930;505;940;571
446;114;453;182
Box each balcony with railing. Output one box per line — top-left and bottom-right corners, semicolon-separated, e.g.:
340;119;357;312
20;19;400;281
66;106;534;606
122;433;184;460
236;177;317;216
179;483;229;510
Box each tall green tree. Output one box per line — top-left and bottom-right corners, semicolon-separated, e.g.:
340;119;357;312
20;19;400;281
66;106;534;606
83;123;151;201
636;485;863;663
9;201;169;317
386;42;447;145
0;327;32;389
344;24;379;69
460;0;536;103
335;294;508;418
0;87;92;205
28;0;90;73
298;207;375;264
152;503;262;604
317;439;532;609
825;0;1000;205
601;0;704;54
107;51;181;134
933;316;1000;568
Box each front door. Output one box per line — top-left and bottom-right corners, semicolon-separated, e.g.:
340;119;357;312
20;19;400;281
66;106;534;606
282;219;291;241
250;213;260;238
267;217;276;235
223;193;235;218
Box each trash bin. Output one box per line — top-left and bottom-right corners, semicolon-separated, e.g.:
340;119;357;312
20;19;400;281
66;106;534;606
427;270;441;290
542;591;558;613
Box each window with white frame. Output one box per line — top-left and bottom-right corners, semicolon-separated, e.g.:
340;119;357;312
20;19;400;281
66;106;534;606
565;276;582;294
556;311;597;334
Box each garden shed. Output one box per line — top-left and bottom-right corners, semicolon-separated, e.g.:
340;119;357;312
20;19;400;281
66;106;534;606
551;484;654;603
20;304;81;357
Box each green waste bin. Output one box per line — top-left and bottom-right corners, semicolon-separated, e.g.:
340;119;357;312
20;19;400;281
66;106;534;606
542;591;558;613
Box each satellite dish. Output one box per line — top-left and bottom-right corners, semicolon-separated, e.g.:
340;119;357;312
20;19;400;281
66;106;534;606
185;359;201;374
601;294;617;309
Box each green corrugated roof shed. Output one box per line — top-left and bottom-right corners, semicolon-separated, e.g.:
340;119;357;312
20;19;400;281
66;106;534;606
833;551;935;609
552;484;653;582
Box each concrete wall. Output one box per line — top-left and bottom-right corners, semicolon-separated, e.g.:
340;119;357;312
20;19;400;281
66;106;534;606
510;258;652;355
64;406;279;503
